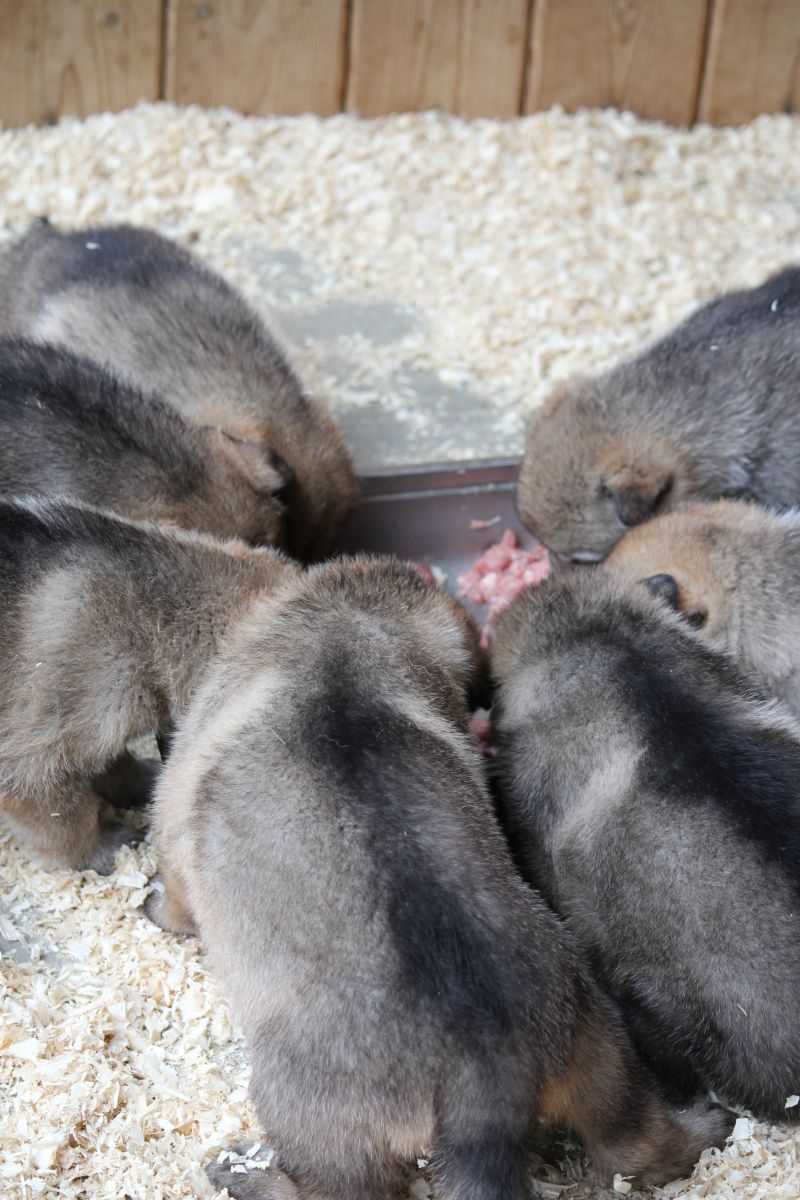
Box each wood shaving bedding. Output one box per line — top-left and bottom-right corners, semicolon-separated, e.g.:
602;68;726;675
0;103;798;465
2;818;799;1200
1;103;799;1196
0;835;257;1200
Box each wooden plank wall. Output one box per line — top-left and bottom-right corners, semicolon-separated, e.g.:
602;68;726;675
524;0;710;127
165;0;348;116
698;0;800;125
346;0;530;119
1;0;799;130
0;0;162;128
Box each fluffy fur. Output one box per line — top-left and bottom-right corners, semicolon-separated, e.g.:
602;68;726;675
149;557;725;1200
607;499;800;719
492;567;800;1118
0;496;295;871
517;266;800;564
0;337;294;544
0;221;358;560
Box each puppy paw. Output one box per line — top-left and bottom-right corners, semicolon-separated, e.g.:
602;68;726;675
206;1145;299;1200
141;873;198;935
84;821;139;875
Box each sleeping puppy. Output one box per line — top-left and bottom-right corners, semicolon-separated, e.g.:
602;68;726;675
0;221;358;560
492;567;800;1119
148;557;725;1200
517;266;800;564
0;337;290;545
0;496;295;872
607;499;800;719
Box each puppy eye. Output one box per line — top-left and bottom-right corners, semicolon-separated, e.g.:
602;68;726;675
685;610;707;629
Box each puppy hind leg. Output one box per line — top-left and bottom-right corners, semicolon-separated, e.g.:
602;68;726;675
205;1145;400;1200
142;866;198;936
540;996;729;1187
429;1054;539;1200
430;1133;535;1200
1;779;138;872
206;1148;300;1200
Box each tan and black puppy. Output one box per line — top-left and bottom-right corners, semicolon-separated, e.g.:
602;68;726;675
607;499;800;719
0;222;358;560
517;267;800;565
492;568;800;1119
0;496;296;872
0;337;291;545
149;557;725;1200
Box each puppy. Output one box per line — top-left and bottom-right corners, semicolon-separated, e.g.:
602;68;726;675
149;557;725;1200
607;499;800;719
0;221;358;560
0;337;289;544
517;266;800;564
492;567;800;1119
0;496;295;872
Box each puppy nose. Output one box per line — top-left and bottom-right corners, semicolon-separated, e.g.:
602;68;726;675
570;550;603;565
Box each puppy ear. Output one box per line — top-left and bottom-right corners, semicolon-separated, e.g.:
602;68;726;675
684;607;707;629
640;573;680;610
640;574;708;629
602;464;673;528
216;430;294;497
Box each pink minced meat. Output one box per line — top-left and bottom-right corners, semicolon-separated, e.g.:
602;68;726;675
457;529;550;628
409;562;437;586
469;707;497;759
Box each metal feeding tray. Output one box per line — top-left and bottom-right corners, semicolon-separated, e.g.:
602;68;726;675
336;456;531;621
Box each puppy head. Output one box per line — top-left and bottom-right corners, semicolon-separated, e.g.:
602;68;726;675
276;408;360;564
433;585;492;711
315;555;489;713
211;401;358;563
489;574;567;687
388;559;491;712
208;428;294;549
517;378;685;566
605;503;747;636
489;563;679;690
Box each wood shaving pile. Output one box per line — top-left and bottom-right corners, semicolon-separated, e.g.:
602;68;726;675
3;825;799;1200
0;833;257;1200
1;103;800;1197
0;103;798;464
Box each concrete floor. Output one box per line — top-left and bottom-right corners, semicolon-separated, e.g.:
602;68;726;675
228;235;519;472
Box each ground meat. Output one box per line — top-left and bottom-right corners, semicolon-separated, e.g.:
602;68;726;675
409;562;437;586
408;562;448;588
458;529;550;644
469;707;497;758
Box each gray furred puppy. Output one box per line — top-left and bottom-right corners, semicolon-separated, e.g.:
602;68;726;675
517;266;800;565
0;221;358;560
491;568;800;1118
149;557;725;1200
0;496;295;872
0;337;291;544
606;499;800;720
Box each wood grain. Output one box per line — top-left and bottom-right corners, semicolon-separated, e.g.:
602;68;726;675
347;0;530;118
525;0;711;126
0;0;162;128
699;0;800;125
165;0;348;116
